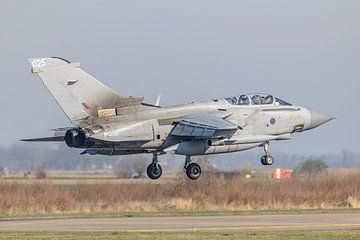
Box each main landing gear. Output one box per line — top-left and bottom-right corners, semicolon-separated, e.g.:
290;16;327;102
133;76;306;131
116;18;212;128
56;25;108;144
260;142;274;166
184;156;202;180
146;153;202;180
147;152;162;180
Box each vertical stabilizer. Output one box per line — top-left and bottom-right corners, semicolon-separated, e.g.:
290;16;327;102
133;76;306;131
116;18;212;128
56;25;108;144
28;57;143;126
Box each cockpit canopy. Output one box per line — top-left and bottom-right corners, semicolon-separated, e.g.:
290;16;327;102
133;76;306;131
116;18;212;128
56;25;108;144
225;94;292;106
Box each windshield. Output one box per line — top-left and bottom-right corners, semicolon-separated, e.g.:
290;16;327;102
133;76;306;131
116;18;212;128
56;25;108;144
275;98;292;106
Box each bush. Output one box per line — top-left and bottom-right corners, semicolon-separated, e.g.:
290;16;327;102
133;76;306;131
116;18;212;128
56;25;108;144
132;156;147;178
114;159;133;179
35;166;47;179
294;158;328;177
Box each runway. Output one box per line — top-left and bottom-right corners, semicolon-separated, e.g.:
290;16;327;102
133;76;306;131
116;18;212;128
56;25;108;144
0;213;359;232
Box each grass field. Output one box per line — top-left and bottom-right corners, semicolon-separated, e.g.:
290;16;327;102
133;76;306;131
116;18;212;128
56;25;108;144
1;230;360;240
1;170;359;239
0;169;359;217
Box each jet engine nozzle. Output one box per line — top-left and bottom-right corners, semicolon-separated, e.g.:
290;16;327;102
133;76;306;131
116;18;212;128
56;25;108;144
65;128;89;147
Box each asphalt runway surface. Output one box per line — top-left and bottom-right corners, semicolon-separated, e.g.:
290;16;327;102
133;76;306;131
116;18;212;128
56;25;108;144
0;213;359;232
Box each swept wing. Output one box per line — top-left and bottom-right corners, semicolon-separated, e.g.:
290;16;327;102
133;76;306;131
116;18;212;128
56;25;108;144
170;113;238;138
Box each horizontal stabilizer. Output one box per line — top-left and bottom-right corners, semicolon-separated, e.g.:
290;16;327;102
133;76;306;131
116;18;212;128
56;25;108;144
20;136;65;142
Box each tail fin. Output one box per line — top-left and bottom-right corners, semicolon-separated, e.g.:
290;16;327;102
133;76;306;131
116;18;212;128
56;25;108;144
28;57;143;126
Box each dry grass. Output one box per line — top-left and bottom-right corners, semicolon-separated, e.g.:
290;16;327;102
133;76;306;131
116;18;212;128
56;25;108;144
0;170;359;216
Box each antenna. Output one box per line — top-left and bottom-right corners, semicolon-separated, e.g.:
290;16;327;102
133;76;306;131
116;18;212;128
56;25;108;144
155;94;161;107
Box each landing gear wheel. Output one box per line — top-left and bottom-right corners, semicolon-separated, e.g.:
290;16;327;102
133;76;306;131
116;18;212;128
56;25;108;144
186;163;202;180
265;156;274;165
261;155;274;165
261;155;267;165
147;163;162;180
260;142;274;166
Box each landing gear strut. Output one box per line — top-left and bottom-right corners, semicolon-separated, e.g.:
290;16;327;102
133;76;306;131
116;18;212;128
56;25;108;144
184;156;202;180
260;142;274;166
147;152;162;180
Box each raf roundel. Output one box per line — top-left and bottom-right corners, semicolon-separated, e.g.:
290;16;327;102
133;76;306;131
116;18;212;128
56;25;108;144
270;117;276;125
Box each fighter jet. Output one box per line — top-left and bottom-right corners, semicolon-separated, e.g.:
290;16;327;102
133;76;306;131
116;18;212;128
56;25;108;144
22;57;334;180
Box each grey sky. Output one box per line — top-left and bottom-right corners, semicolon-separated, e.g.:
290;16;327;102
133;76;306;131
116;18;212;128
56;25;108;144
0;0;359;154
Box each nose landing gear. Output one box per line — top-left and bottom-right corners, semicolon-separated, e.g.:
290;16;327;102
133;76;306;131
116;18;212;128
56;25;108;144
184;156;202;180
261;142;274;166
147;152;162;180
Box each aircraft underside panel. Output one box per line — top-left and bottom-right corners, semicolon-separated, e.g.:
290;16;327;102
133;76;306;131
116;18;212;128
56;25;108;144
83;148;147;156
168;140;262;156
203;143;262;155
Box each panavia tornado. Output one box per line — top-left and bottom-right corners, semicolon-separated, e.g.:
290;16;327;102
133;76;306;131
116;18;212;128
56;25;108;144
23;57;334;180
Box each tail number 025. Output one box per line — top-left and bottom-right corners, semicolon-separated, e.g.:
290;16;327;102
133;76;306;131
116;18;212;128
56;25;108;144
32;59;46;68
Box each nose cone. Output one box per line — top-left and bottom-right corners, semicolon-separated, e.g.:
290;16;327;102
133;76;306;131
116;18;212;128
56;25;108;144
308;110;333;129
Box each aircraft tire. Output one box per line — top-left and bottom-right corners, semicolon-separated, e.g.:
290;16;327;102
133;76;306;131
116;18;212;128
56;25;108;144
261;155;267;165
147;163;162;180
265;156;274;165
186;163;201;180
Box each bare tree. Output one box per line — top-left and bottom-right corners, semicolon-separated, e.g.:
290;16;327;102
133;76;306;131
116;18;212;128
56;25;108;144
0;166;4;177
35;165;47;179
197;155;215;172
132;156;147;178
294;158;328;177
114;158;133;179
